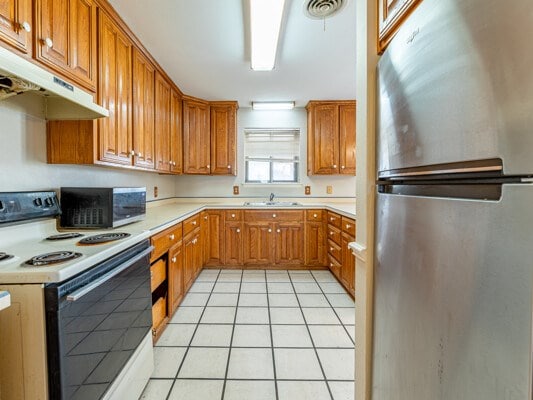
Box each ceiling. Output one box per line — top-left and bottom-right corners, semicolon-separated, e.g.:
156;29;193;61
108;0;356;107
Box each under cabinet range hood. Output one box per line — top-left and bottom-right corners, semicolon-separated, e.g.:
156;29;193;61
0;46;108;120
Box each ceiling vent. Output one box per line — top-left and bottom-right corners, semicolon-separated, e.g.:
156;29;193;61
304;0;346;19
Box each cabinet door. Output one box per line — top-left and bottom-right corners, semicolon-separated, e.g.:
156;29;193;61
183;99;210;174
154;72;171;172
305;221;326;266
98;11;132;165
132;48;155;170
35;0;70;71
309;103;339;174
183;232;196;292
168;241;183;314
170;89;183;174
243;222;273;265
378;0;422;52
206;210;224;266
200;211;209;266
224;222;243;266
274;222;304;265
210;103;237;175
0;0;32;55
341;233;355;296
69;0;96;89
339;103;356;175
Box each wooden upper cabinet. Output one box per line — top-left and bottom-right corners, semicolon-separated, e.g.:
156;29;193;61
183;97;211;174
0;0;32;55
34;0;97;91
132;48;155;170
210;101;238;176
98;10;132;165
306;100;356;175
154;72;171;172
170;89;183;174
339;103;356;175
378;0;422;53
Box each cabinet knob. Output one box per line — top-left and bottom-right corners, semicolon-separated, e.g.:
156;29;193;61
333;164;337;168
268;228;272;233
227;165;231;169
172;257;177;263
330;231;333;235
231;213;235;218
44;37;53;48
130;150;135;156
346;224;352;229
330;263;333;267
313;213;318;218
207;165;210;169
341;165;345;169
272;214;276;218
192;221;197;226
20;21;31;32
236;228;240;233
169;234;175;240
330;217;335;221
276;229;281;233
204;216;208;220
330;247;334;251
137;152;142;157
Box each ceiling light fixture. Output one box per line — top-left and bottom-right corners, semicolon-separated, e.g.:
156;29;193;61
252;101;295;110
250;0;286;71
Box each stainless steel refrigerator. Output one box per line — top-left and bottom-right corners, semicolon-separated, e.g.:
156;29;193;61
374;0;533;399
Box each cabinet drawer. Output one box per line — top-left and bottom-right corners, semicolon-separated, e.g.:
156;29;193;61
150;259;166;292
152;296;167;329
328;254;341;278
151;223;183;261
327;239;342;263
225;210;243;221
306;210;324;221
342;217;356;236
327;211;342;228
183;214;200;236
327;225;342;245
245;210;304;222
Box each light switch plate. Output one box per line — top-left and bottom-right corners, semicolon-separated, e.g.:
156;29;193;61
326;185;333;194
233;186;240;195
305;186;311;195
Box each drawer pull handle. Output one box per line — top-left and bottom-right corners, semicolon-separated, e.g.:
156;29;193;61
20;21;31;32
192;221;197;225
172;257;177;263
346;224;351;229
272;214;277;218
330;231;333;235
341;165;345;169
330;247;334;251
169;234;175;240
204;216;208;220
313;213;317;218
231;213;235;218
330;217;335;221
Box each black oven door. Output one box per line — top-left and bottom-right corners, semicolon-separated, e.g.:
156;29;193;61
44;240;153;400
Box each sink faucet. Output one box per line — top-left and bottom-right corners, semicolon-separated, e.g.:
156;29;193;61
269;192;275;202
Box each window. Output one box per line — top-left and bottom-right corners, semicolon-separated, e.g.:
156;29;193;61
244;129;300;183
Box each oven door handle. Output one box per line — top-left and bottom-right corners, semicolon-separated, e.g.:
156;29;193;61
66;245;154;302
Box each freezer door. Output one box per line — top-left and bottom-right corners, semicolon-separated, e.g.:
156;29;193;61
373;185;533;399
377;0;533;175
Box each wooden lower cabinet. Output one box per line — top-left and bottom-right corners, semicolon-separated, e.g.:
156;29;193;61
326;212;356;297
224;221;243;266
243;222;272;265
274;222;304;265
341;232;355;296
183;228;200;292
168;241;184;315
205;210;224;266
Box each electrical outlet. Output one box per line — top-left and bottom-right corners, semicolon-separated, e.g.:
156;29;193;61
154;186;158;198
326;185;333;194
305;186;311;195
233;185;240;195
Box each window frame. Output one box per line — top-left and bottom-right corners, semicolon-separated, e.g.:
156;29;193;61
243;128;301;185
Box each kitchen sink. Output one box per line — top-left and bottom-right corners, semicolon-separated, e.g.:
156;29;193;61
243;201;302;207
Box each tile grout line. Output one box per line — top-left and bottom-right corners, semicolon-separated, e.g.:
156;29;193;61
310;272;356;346
220;269;244;400
163;269;221;400
287;271;335;400
265;268;280;400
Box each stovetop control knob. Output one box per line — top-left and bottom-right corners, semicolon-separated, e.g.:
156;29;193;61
45;197;54;207
33;198;43;207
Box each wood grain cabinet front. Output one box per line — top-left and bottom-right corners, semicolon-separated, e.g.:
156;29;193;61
205;210;224;266
34;0;97;92
168;241;184;315
306;100;356;175
183;97;211;174
0;0;33;56
210;101;238;175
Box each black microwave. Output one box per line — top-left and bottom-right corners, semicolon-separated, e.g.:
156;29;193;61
59;187;146;228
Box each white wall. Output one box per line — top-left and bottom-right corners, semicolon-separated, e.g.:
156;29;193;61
174;107;357;199
0;95;176;201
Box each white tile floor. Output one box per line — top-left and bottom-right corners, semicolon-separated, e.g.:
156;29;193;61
139;269;355;400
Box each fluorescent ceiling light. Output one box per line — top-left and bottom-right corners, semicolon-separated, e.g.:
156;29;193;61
250;0;285;71
252;101;295;110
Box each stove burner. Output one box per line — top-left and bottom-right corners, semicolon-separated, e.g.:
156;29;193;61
25;251;82;266
0;252;14;262
46;233;84;241
78;232;131;245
